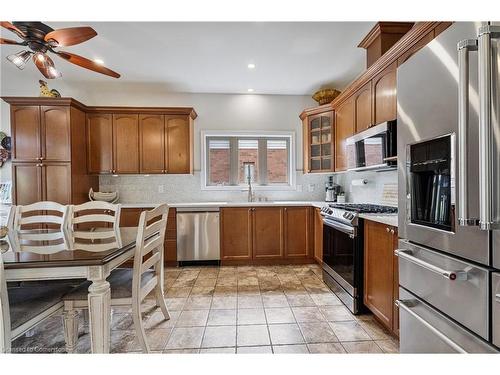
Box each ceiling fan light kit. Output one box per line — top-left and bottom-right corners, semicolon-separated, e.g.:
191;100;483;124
6;50;32;69
1;21;120;79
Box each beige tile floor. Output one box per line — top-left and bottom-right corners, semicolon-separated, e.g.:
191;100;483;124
11;264;399;354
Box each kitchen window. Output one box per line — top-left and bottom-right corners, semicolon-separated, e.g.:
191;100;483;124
202;131;294;190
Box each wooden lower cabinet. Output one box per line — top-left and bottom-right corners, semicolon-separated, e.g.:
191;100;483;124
12;162;72;205
313;207;323;264
284;207;310;258
12;163;42;204
253;207;283;259
220;208;253;261
42;163;72;204
220;206;313;264
120;207;178;266
364;219;399;336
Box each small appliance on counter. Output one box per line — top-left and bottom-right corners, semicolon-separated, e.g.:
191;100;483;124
325;176;341;202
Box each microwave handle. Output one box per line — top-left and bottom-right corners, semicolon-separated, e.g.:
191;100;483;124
457;39;478;226
477;26;500;230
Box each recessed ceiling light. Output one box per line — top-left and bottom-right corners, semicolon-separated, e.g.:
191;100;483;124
247;88;254;92
247;63;256;69
94;58;104;65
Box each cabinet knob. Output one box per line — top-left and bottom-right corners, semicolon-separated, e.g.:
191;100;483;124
390;228;395;234
386;227;390;232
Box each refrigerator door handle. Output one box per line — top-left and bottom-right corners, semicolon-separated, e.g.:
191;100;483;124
396;299;468;353
457;39;478;226
477;25;500;230
395;249;468;281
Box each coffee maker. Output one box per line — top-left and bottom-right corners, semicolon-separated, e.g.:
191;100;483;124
325;176;341;202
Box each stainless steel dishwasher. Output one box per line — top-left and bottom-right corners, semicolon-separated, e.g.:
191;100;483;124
176;207;220;262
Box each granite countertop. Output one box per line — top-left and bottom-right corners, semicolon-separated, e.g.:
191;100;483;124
120;201;326;209
359;213;398;228
119;201;398;227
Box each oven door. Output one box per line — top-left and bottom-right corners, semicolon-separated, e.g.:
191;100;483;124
322;218;359;296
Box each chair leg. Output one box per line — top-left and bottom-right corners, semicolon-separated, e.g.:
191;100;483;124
63;309;79;354
132;301;150;353
155;284;170;321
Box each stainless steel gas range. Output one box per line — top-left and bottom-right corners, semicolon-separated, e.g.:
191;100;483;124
320;203;397;314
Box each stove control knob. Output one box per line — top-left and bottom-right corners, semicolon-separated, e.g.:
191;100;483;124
327;209;333;215
350;213;355;220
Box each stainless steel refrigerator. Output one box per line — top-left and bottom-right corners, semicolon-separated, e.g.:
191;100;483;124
397;22;500;353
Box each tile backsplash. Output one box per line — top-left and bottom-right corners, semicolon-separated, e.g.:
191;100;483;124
100;171;327;203
100;169;398;205
331;169;398;206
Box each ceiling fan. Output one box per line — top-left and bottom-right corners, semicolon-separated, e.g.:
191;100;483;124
0;21;120;79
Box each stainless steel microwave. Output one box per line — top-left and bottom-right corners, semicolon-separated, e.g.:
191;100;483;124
346;120;397;171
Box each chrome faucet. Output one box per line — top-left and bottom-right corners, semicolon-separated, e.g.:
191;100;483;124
243;162;255;202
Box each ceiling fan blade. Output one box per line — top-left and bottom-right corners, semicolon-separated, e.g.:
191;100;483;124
0;21;26;39
0;37;23;45
33;53;60;79
44;26;97;46
55;51;120;78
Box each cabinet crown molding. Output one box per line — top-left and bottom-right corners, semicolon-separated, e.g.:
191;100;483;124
1;97;197;119
357;22;415;49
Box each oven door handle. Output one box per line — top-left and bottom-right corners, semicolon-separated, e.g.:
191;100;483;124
322;219;356;238
395;249;468;281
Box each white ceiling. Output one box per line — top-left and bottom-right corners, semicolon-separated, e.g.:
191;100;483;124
0;22;375;95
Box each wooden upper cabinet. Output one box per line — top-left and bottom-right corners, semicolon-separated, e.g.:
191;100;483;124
41;106;71;162
372;61;397;125
166;115;191;174
113;114;139;174
252;207;283;259
284;207;310;258
364;220;396;331
220;208;253;260
42;162;72;204
335;97;355;172
11;106;41;162
87;113;113;174
314;207;323;264
139;114;165;174
302;109;334;173
354;82;372;132
12;163;42;205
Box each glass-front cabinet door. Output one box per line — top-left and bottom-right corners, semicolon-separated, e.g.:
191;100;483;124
308;111;334;172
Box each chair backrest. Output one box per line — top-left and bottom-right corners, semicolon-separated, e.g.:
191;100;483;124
13;202;68;230
132;204;169;304
9;230;69;255
0;247;11;352
70;228;123;252
4;205;15;228
68;201;121;229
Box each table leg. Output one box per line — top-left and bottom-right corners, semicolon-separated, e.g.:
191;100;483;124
88;279;111;353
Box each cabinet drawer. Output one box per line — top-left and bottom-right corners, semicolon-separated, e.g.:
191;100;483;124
397;240;489;339
398;288;497;353
493;273;500;348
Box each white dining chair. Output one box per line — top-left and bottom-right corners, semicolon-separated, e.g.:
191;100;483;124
0;249;74;353
14;201;68;230
67;201;121;230
62;204;170;353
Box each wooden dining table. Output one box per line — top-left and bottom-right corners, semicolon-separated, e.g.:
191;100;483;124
2;226;141;353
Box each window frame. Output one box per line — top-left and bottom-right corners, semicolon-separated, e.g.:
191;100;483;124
201;130;296;191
